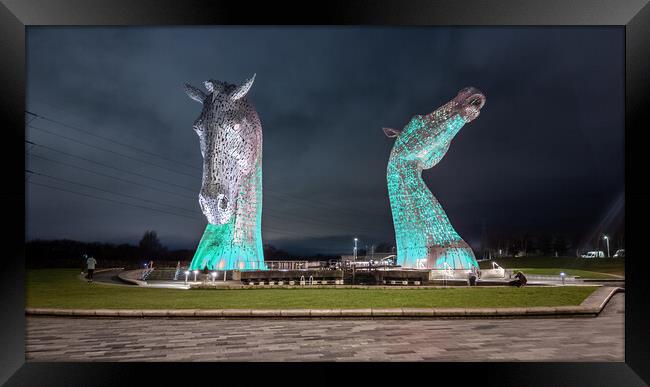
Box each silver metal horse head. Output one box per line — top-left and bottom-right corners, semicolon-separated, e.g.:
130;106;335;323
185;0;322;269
184;74;261;225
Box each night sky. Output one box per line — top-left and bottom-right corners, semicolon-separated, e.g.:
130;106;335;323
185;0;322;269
26;27;624;255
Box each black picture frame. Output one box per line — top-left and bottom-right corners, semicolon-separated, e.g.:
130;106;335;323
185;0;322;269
1;0;648;385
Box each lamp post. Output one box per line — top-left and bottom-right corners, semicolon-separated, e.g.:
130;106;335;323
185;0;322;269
193;270;198;282
184;270;189;284
560;272;565;285
603;235;610;258
353;238;358;285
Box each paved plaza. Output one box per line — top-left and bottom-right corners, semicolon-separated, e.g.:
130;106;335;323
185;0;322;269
26;293;624;362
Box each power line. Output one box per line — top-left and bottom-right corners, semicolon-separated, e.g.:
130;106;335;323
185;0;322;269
262;229;327;239
265;190;388;220
25;109;387;220
25;134;388;235
263;209;384;234
27;115;385;220
25;114;38;125
262;183;389;223
26;110;200;171
261;226;335;239
27;170;200;215
27;179;199;221
26;140;197;193
26;115;384;219
25;168;343;238
24;159;385;236
27;178;330;239
29;124;200;179
28;139;383;233
27;151;197;201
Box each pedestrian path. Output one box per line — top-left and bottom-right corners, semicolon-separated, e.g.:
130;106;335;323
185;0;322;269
25;293;625;361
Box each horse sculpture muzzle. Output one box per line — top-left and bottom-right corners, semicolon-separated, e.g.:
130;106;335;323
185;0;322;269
454;87;486;123
199;191;233;225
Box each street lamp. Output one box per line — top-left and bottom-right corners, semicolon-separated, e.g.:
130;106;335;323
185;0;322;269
184;270;190;284
560;272;566;285
353;238;359;285
603;235;610;258
193;270;198;282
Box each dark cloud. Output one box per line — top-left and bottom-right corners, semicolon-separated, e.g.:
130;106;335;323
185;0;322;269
26;27;624;254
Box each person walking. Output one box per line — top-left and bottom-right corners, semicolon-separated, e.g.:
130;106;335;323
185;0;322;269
86;255;97;283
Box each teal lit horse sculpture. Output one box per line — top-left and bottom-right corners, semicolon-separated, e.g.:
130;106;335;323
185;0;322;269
384;87;486;270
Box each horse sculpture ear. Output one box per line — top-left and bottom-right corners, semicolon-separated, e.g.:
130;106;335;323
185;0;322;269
383;127;402;138
203;80;216;93
230;73;256;101
204;79;226;94
184;83;206;104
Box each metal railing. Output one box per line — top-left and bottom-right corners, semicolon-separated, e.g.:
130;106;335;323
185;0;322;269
264;261;310;270
138;267;155;280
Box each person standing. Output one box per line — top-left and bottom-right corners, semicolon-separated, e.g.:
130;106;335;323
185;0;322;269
468;266;478;286
86;255;97;283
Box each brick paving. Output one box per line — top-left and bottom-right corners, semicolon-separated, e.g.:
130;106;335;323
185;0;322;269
26;293;624;362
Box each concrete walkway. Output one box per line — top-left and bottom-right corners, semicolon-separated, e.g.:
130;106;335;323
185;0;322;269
25;293;625;361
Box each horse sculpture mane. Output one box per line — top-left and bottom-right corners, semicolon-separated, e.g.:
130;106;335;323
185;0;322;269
385;87;486;270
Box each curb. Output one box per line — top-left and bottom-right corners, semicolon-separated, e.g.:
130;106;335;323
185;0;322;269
582;286;621;311
116;270;147;286
582;278;625;283
26;287;622;319
23;306;602;318
189;284;557;290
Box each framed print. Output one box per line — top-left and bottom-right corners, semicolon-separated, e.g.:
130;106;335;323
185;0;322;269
1;0;649;385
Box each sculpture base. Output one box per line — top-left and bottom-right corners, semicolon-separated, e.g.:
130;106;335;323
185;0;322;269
399;247;479;270
189;222;264;271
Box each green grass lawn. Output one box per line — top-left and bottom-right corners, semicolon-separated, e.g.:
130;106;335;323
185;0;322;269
26;269;597;310
478;257;625;278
